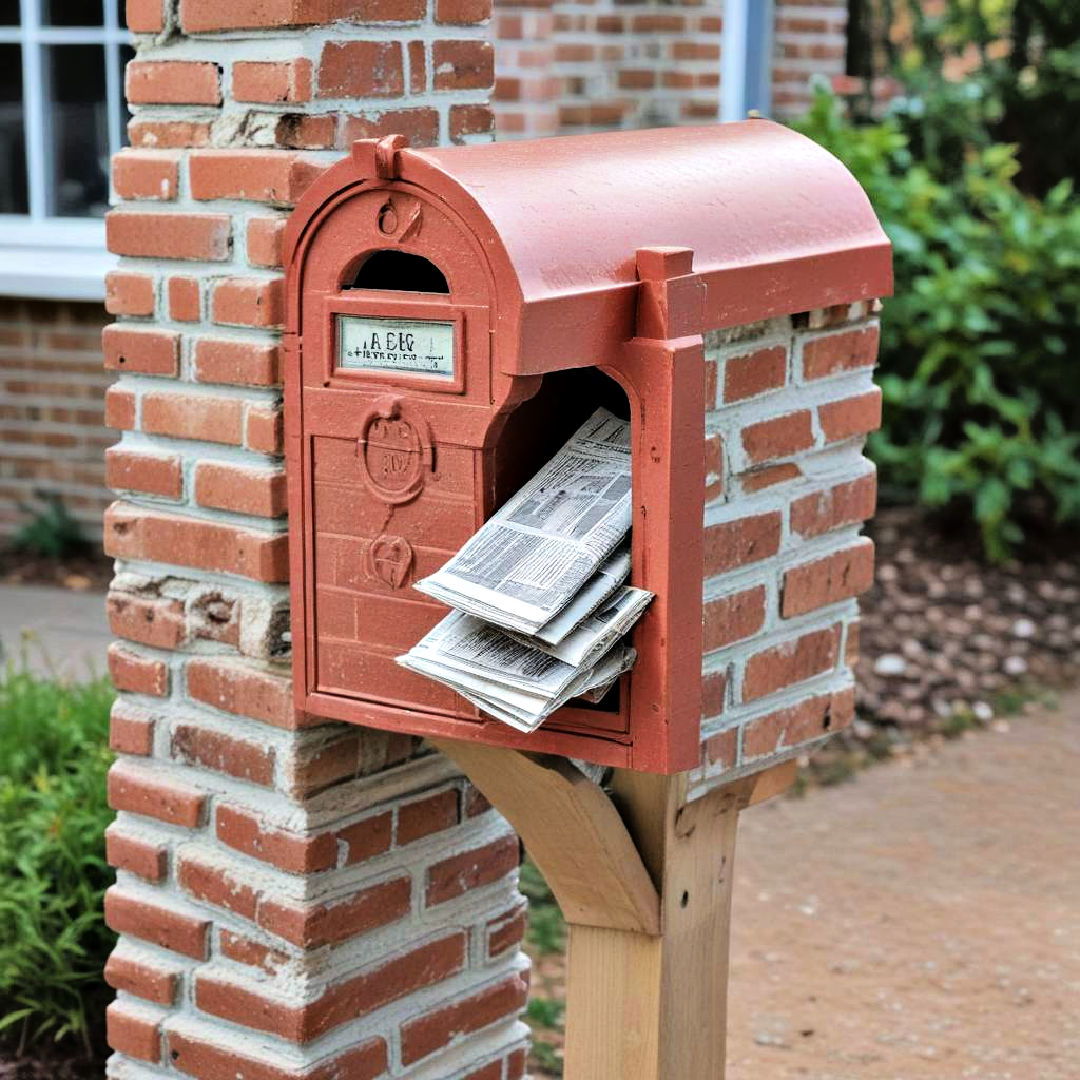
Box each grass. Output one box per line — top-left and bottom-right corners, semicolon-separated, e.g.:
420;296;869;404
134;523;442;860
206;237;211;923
0;649;115;1057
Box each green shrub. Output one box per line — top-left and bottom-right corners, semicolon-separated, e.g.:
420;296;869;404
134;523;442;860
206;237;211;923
12;494;87;560
796;88;1080;558
0;658;115;1056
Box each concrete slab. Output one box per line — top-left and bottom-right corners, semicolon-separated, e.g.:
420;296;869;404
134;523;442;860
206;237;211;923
0;584;111;679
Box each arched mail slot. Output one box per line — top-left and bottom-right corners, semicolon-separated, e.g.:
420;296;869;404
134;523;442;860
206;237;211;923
283;123;892;774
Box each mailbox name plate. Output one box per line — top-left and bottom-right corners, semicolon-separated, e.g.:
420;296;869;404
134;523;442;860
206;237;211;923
336;315;455;379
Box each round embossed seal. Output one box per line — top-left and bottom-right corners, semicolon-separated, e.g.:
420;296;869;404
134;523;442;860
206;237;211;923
356;395;433;505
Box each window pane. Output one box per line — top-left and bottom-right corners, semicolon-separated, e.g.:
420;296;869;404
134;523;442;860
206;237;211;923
0;1;18;25
47;45;110;217
0;44;27;214
44;0;104;26
118;43;134;146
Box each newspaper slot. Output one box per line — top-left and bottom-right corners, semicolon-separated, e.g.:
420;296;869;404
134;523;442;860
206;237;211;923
400;408;654;732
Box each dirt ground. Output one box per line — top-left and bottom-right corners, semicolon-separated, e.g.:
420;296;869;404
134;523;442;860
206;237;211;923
727;696;1080;1080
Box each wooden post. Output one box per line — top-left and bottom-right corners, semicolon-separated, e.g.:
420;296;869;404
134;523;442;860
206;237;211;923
432;738;795;1080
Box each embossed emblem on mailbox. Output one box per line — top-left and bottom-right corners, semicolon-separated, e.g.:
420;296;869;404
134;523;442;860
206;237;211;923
368;534;414;589
356;396;432;505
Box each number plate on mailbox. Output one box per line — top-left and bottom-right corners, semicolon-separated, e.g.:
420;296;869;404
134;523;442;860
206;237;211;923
337;315;455;379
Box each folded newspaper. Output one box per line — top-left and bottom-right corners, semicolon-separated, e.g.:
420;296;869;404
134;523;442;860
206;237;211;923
399;408;654;732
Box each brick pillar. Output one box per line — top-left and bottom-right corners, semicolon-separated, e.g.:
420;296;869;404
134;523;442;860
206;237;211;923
692;303;881;792
102;4;526;1079
492;0;560;139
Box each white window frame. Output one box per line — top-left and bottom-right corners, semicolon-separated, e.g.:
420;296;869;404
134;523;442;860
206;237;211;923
0;0;128;301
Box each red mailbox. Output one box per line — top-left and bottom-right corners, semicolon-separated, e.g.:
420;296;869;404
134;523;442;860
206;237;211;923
284;122;891;773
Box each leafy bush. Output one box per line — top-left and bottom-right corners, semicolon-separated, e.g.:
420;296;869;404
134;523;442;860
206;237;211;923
12;494;87;560
0;657;115;1056
796;88;1080;558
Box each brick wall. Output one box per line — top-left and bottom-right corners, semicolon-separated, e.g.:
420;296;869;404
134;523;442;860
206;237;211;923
102;3;528;1078
0;299;112;539
691;301;881;795
493;0;849;138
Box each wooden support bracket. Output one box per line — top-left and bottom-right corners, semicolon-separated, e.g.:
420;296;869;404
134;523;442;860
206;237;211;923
432;737;796;1080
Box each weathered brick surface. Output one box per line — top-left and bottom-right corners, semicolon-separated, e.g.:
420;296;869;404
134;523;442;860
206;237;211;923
693;303;880;793
103;8;525;1077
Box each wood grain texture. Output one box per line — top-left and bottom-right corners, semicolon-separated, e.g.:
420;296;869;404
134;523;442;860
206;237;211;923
430;739;660;934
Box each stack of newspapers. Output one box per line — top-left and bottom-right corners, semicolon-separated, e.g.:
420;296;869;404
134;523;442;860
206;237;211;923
397;408;653;733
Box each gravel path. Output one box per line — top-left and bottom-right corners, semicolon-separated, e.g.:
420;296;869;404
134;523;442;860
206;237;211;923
728;695;1080;1080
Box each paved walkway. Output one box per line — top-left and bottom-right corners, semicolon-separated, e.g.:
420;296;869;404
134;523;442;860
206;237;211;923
729;696;1080;1080
0;584;111;678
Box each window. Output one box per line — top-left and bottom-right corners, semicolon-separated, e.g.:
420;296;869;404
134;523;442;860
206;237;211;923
0;0;133;299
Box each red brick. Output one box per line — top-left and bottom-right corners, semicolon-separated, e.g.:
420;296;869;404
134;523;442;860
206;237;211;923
335;812;394;865
703;584;767;652
704;433;723;501
210;277;285;329
246;217;287;269
129;119;212;149
102;325;179;376
186;657;300;727
703;511;781;576
179;854;259;920
507;1049;527;1080
245;404;284;453
167;1029;387;1080
110;700;156;756
113;150;180;200
723;344;788;402
742;462;803;492
216;804;337;873
195;933;466;1042
105;387;136;430
426;834;519;906
194;338;282;387
105;448;182;499
450;103;494;142
168;277;201;322
107;1001;161;1063
397;788;459;846
105;271;155;316
108;642;169;697
433;41;495;90
741;410;814;464
401;974;528;1065
437;0;492;23
108;592;186;649
218;930;290;974
195;461;287;517
104;504;289;582
742;624;842;703
257;876;411;948
141;392;244;445
181;0;423;30
127;0;164;32
106;824;168;882
819;388;882;443
107;211;231;261
343;108;439;147
487;903;527;958
846;619;861;668
802;326;879;380
172;723;276;785
189;151;323;205
409;40;427;93
104;951;177;1006
232;59;313;103
782;538;875;617
464;783;491;818
108;760;205;827
318;41;404;98
702;667;728;719
743;687;855;759
791;471;877;538
702;726;737;768
126;61;222;106
105;887;209;960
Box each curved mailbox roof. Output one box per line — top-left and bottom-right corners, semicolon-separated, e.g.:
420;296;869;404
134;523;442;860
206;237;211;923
289;120;892;374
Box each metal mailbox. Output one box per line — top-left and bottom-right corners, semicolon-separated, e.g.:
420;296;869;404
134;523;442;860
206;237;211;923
284;122;891;773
